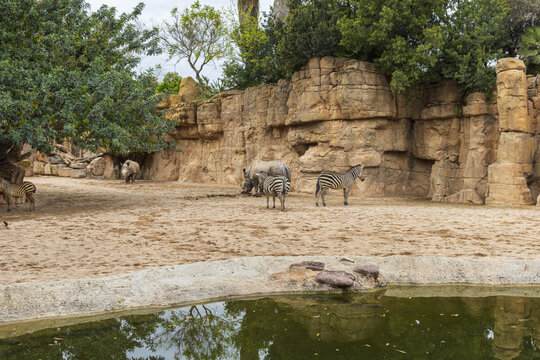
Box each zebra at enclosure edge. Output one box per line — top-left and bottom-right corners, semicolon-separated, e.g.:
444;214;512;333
0;178;37;213
315;164;365;207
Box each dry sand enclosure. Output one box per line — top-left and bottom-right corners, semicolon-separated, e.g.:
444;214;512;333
1;177;539;285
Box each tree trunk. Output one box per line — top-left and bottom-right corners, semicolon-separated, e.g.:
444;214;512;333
238;0;259;23
0;143;27;184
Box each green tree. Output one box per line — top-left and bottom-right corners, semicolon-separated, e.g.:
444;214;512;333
223;9;285;89
440;0;510;95
276;0;349;77
506;0;540;56
160;1;230;85
0;0;177;180
156;72;183;94
340;0;447;92
341;0;510;94
518;26;540;74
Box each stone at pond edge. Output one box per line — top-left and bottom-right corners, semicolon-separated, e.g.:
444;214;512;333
316;270;356;289
290;261;325;271
354;265;380;279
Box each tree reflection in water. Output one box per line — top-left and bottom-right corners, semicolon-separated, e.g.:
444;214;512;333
153;304;238;359
1;294;539;359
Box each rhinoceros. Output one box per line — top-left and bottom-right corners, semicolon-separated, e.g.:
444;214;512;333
242;160;291;196
120;160;140;183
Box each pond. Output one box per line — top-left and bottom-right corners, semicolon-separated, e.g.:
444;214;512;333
1;293;539;359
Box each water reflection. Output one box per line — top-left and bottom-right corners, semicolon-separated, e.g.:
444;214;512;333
1;294;539;359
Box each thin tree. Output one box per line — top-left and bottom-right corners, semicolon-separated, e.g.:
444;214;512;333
160;1;230;86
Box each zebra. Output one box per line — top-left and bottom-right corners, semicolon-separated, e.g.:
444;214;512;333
315;164;365;207
255;172;291;211
0;178;36;213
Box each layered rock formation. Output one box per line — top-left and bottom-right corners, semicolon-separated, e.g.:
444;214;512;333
486;59;539;204
145;57;539;204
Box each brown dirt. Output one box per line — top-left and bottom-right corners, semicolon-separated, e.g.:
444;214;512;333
1;176;538;285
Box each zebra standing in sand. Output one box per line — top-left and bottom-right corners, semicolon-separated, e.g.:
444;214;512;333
0;178;36;212
315;164;365;207
255;172;291;211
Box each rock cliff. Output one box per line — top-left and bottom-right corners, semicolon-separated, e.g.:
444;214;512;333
121;57;540;205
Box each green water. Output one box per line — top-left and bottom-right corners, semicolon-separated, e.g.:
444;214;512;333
1;294;539;359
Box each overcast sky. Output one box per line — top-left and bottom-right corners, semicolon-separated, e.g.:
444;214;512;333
86;0;274;81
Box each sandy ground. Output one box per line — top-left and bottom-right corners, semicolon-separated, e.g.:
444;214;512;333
0;176;538;285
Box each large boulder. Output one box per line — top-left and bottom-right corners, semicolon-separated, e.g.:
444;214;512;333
88;157;106;177
177;77;201;103
102;155;118;180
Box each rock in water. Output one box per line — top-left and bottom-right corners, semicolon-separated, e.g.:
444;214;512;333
354;265;380;280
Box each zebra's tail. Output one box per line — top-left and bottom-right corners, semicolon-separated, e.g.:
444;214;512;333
284;166;291;182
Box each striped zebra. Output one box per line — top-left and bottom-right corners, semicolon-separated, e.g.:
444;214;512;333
315;164;365;207
255;172;291;211
0;178;36;212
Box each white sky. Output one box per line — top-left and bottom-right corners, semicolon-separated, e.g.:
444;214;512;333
86;0;274;81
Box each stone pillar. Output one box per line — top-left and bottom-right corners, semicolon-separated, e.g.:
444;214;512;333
486;58;535;205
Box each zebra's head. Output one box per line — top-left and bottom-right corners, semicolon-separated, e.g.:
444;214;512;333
353;164;365;181
0;178;9;189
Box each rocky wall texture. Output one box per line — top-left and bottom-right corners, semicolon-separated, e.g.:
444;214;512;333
146;57;539;205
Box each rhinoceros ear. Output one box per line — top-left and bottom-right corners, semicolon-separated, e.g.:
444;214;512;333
243;168;248;177
119;161;123;167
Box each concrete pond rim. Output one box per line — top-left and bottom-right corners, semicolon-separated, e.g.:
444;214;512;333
1;255;540;335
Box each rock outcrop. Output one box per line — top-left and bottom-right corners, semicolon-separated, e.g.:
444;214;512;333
486;59;537;205
147;56;539;205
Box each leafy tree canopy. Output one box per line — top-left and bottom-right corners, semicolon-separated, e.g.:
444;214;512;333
156;72;183;94
518;26;540;74
0;0;177;156
223;0;536;95
222;8;285;89
160;1;231;86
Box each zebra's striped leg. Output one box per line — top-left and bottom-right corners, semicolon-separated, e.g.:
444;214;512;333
321;188;327;207
343;187;349;206
27;193;35;211
272;195;276;209
6;195;12;213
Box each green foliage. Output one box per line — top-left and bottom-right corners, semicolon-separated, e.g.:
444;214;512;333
440;0;510;95
0;0;177;155
160;1;231;85
197;76;228;99
341;0;447;91
222;9;285;89
519;26;540;74
156;72;183;94
341;0;510;94
506;0;540;56
275;0;349;77
223;0;519;96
